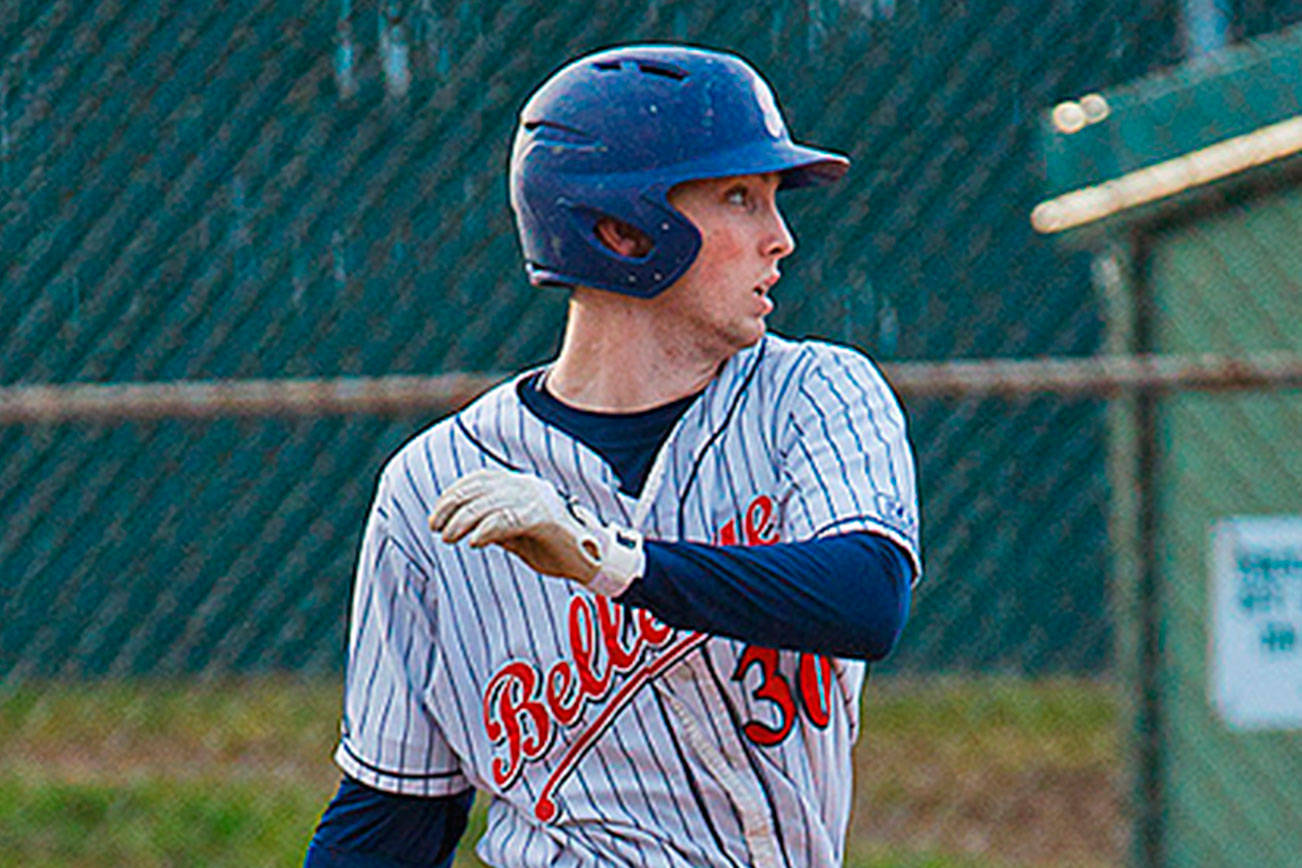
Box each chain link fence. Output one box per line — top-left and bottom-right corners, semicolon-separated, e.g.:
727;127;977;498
1;0;1172;679
3;0;1302;865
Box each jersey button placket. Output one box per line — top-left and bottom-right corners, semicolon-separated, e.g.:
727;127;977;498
657;657;782;868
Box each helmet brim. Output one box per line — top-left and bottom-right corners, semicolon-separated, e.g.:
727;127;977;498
777;143;851;189
646;138;850;193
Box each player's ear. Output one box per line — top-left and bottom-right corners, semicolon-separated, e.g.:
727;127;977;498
593;216;653;259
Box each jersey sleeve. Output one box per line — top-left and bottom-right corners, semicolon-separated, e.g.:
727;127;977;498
776;344;922;583
334;471;472;797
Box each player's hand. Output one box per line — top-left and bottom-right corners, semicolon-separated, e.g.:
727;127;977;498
428;468;645;597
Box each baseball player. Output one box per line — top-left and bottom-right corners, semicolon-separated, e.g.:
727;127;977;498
305;43;920;868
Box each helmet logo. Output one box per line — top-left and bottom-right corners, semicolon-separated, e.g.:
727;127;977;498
753;79;786;140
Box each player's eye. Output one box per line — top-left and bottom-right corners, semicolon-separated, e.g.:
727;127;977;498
725;186;751;207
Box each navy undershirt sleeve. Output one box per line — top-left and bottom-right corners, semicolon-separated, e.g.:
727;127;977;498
619;532;912;660
303;777;472;868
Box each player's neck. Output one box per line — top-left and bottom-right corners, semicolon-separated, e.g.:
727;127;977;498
545;293;726;412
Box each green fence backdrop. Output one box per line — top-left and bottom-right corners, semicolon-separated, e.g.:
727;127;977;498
0;0;1211;679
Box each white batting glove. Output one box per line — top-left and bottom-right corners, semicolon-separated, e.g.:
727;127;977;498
428;468;645;597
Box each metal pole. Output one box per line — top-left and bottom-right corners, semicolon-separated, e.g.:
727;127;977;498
1182;0;1231;58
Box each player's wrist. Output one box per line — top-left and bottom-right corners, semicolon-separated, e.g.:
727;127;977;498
586;524;645;597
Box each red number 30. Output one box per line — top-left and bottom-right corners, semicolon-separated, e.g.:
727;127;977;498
731;646;835;746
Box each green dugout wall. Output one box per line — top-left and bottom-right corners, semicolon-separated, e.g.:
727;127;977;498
1039;25;1302;868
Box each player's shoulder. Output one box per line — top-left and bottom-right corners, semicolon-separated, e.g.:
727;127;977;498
376;372;532;498
757;333;895;402
759;332;876;365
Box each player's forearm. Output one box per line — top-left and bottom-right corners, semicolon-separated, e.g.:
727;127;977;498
618;531;912;659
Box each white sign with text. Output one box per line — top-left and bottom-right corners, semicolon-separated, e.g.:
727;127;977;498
1209;516;1302;730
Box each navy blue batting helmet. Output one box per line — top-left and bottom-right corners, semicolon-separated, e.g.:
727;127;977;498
508;44;849;298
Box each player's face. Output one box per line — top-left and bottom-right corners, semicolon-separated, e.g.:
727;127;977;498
660;172;795;354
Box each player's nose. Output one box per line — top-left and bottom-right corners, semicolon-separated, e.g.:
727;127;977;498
762;205;796;261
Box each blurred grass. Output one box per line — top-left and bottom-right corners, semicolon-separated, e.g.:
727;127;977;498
850;676;1122;867
0;674;1121;867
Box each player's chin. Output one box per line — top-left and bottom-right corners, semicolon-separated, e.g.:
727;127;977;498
729;316;767;349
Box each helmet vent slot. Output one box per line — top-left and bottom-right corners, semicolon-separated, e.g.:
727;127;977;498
523;120;596;146
590;59;687;81
635;61;686;80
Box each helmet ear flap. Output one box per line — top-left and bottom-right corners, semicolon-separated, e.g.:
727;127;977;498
525;193;701;297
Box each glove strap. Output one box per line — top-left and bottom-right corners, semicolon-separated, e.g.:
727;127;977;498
588;526;645;597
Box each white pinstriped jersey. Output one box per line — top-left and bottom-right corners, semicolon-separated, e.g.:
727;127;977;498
334;333;921;868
